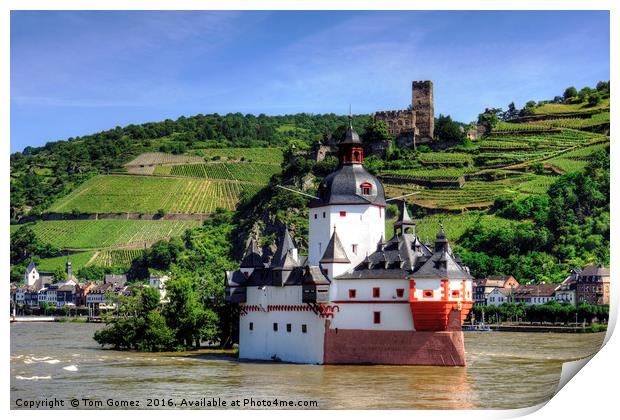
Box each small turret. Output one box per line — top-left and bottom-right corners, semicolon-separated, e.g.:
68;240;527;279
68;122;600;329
320;227;350;264
319;227;351;280
394;200;416;236
240;237;264;276
434;224;448;253
271;227;298;268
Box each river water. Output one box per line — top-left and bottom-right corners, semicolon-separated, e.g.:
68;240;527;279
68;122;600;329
10;322;605;410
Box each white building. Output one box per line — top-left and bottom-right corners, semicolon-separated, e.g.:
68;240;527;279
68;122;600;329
24;261;39;286
487;287;513;306
225;120;474;366
149;272;169;302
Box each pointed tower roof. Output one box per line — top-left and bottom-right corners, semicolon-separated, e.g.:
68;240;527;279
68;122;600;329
340;113;363;145
320;228;350;264
271;227;298;267
26;261;36;273
240;238;263;268
394;200;416;235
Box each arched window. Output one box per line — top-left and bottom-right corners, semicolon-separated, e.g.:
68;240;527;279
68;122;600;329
353;151;360;162
360;182;372;195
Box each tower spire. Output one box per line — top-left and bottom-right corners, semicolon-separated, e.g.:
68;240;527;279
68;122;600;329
348;104;353;129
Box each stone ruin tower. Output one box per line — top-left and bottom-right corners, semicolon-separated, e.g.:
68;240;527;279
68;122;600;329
411;80;434;140
373;80;435;148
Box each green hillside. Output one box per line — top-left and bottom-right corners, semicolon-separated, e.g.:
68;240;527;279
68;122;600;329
10;81;609;285
24;219;201;250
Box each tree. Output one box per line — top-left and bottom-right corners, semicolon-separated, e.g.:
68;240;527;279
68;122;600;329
363;120;393;146
434;114;465;143
504;102;518;120
563;86;578;101
164;276;218;348
477;108;501;134
52;266;66;284
596;81;610;92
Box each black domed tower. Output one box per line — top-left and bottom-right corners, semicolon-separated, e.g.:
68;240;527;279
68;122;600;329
308;116;387;276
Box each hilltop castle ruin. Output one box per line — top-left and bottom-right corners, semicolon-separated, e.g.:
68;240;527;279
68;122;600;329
310;80;436;162
375;80;435;146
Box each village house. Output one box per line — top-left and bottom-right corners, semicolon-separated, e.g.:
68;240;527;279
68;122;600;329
554;269;580;305
576;264;610;305
104;274;127;288
512;284;561;305
473;275;519;306
486;287;514;306
85;282;117;309
56;283;77;308
75;281;96;307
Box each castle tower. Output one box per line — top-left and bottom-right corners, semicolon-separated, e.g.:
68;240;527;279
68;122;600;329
308;117;386;275
412;80;434;139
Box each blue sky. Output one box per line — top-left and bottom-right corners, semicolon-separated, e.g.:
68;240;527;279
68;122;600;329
10;10;609;152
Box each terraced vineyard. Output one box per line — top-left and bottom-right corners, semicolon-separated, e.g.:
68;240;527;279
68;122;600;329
385;172;553;210
529;112;609;130
91;249;146;267
125;152;204;167
194;147;284;165
417;152;473;166
47;175;258;214
531;98;609;115
27;219;200;250
385;211;518;242
157;162;279;184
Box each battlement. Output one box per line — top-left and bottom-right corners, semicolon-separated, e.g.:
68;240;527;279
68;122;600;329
374;109;416;138
375;109;413;117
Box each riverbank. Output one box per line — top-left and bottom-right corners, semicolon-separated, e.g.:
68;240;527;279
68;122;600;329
491;324;605;333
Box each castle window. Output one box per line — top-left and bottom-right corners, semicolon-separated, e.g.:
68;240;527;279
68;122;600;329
349;289;357;299
314;214;317;219
249;322;254;331
353;151;360;162
396;288;404;298
340;211;346;217
351;244;358;254
302;324;307;334
360;182;372;195
423;290;434;298
323;212;326;218
373;311;381;324
273;323;278;332
373;287;380;298
286;323;292;333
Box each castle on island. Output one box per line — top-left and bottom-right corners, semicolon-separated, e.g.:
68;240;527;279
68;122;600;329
225;118;474;366
311;80;435;161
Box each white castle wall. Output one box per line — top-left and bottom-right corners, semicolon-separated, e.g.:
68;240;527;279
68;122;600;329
239;285;325;364
308;204;385;273
329;278;414;331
